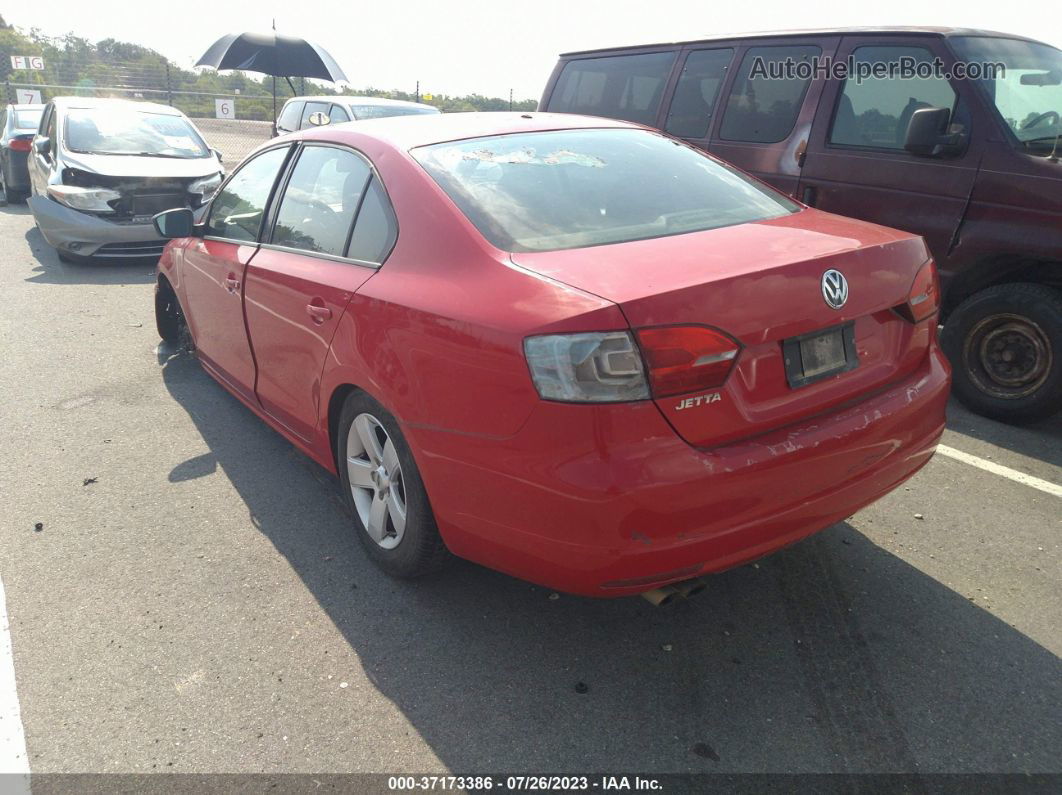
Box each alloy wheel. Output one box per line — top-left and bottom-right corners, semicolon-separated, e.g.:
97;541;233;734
345;412;408;549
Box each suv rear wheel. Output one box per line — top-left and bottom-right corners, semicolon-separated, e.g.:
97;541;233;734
941;282;1062;424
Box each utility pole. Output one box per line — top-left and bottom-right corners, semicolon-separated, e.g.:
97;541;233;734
509;88;513;111
416;80;420;104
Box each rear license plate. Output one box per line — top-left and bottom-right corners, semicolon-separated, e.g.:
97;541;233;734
782;323;858;388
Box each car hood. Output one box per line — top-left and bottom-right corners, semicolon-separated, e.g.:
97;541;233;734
58;150;220;179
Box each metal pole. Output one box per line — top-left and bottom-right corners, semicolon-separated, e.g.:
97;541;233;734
509;88;513;111
272;75;277;130
165;63;173;107
416;80;419;104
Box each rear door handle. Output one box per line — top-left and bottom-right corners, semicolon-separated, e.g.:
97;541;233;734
306;301;332;323
224;274;240;292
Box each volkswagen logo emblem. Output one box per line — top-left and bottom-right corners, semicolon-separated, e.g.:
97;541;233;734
821;269;849;310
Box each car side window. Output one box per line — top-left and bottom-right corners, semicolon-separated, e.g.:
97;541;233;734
346;176;398;264
329;104;351;124
829;46;959;150
665;48;734;139
719;45;821;143
270;146;371;257
206;147;290;241
547;51;677;125
300;102;330;129
277;101;303;132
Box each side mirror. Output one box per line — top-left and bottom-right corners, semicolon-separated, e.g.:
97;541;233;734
904;107;965;157
33;136;50;156
153;207;196;239
212;148;223;163
306;111;330;127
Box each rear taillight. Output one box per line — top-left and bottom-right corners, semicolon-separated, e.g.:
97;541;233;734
8;138;32;152
635;326;741;398
896;259;941;324
524;331;650;402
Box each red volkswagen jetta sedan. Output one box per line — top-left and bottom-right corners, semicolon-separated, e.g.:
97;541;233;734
152;112;950;599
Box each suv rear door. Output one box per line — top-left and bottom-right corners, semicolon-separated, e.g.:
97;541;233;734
707;37;840;196
796;35;980;261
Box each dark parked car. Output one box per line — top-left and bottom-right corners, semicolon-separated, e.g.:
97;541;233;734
0;103;44;203
540;27;1062;423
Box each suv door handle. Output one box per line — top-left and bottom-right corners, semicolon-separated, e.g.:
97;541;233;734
306;300;332;323
224;274;240;292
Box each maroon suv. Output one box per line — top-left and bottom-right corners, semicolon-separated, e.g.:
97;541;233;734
541;27;1062;423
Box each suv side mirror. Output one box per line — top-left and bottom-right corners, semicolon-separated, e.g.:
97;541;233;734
904;107;965;157
153;207;196;239
33;136;51;156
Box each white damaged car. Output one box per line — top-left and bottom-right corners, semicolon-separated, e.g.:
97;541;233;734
28;97;223;262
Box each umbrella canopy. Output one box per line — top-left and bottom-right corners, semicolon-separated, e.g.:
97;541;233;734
195;32;348;82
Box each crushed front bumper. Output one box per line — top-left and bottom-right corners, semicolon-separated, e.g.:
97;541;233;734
28;196;167;258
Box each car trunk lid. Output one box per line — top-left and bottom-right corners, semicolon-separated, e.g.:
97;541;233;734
511;210;933;447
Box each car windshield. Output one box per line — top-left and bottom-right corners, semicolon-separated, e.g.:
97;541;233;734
413;128;799;253
351;104;440;119
951;36;1062;148
64;107;211;158
14;109;42;130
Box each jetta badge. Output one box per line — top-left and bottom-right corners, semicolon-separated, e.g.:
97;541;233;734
821;269;849;310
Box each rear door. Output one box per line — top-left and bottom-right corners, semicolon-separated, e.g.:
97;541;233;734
708;38;839;195
181;144;293;400
796;36;980;260
243;144;397;440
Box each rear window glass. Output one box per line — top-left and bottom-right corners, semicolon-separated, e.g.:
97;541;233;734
719;45;820;143
547;52;677;125
277;101;304;130
14;109;43;130
413;128;798;253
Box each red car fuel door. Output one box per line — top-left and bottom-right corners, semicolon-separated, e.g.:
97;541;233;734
243;145;396;442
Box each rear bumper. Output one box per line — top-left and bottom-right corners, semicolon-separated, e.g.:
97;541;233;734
28;196;165;258
412;345;951;597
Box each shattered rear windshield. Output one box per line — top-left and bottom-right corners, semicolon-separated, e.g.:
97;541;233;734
412;128;799;252
64;107;211;159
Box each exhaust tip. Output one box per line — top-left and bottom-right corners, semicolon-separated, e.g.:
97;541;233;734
640;585;680;607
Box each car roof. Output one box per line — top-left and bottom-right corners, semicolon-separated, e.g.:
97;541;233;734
49;96;186;115
285;95;437;110
560;27;1049;56
294;111;639;150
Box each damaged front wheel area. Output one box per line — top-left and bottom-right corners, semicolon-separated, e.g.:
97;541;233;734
155;278;192;351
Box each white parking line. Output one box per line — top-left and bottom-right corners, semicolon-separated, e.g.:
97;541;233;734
0;573;30;783
936;444;1062;498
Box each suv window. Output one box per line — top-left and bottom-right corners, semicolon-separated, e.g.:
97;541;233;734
329;104;351;124
277;101;303;132
719;45;820;143
300;101;330;129
207;146;290;241
346;177;398;263
271;145;371;257
830;46;958;150
665;48;734;139
548;51;677;125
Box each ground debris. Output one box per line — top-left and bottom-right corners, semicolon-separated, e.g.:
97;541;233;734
83;477;98;486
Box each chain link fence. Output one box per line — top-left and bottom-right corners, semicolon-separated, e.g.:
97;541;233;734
4;58;280;164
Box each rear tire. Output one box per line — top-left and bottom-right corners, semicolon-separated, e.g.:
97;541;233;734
941;282;1062;424
336;391;450;578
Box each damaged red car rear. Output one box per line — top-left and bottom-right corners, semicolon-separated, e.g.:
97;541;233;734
155;113;950;598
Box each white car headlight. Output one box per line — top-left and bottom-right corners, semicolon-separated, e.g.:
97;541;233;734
47;184;121;212
189;173;223;200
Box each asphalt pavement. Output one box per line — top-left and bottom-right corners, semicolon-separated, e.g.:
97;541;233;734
0;201;1059;778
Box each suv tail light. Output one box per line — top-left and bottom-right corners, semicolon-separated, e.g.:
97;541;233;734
896;259;941;324
635;326;741;398
8;138;32;152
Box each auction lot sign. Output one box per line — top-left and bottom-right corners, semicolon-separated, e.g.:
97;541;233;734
9;56;45;70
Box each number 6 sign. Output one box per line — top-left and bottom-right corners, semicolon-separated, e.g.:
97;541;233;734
215;99;235;120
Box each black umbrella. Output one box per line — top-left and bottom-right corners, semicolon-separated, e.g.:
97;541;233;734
195;31;349;122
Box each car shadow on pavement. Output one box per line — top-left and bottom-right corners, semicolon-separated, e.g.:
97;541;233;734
159;349;1062;774
22;225;156;286
946;400;1062;469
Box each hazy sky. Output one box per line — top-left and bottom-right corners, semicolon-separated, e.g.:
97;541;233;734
6;1;1061;100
